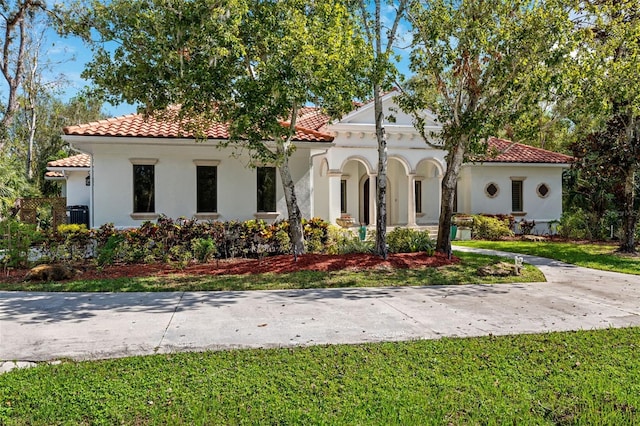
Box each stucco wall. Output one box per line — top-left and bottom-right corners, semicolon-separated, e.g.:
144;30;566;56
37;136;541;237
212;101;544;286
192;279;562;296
90;143;312;228
65;171;91;207
312;156;330;220
460;164;566;233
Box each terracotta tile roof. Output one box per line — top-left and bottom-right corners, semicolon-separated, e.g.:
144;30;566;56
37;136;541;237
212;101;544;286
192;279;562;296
44;171;64;178
47;153;91;168
295;107;332;132
472;137;573;164
63;112;334;143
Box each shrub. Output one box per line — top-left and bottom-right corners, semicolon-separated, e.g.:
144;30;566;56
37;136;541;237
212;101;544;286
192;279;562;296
518;219;536;235
601;210;620;240
472;215;513;240
94;223;117;250
303;217;330;254
337;236;374;254
480;214;516;230
39;217;333;266
0;218;43;268
96;234;125;266
327;226;374;254
386;227;435;254
192;237;217;263
557;209;590;240
55;223;92;262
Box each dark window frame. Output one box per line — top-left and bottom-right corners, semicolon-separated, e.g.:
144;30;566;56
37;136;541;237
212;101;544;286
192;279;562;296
512;180;524;212
415;180;423;214
133;164;155;213
485;182;499;198
340;179;347;214
257;166;277;212
196;165;218;213
537;183;550;198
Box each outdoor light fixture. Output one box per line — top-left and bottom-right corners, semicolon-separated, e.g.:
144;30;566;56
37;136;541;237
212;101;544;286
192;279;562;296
85;175;91;186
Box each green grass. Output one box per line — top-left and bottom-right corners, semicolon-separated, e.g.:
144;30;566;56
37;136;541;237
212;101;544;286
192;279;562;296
0;252;545;291
2;327;639;424
455;240;640;275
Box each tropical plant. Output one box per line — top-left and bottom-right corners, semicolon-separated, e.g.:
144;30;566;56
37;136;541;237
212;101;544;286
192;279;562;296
472;215;513;241
0;218;43;268
386;227;434;254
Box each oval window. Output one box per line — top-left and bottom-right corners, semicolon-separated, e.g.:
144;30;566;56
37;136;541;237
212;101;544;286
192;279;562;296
537;183;550;198
485;183;499;198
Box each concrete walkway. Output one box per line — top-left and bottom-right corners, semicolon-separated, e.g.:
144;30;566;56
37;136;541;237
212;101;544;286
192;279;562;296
2;247;640;366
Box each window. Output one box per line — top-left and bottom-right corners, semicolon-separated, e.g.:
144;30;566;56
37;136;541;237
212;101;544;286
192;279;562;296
197;166;217;212
257;167;277;212
340;179;347;214
485;182;499;198
133;164;155;213
512;180;523;212
415;180;423;213
537;183;550;198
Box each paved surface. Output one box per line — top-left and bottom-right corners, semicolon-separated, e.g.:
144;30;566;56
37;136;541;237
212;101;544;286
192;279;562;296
2;247;640;368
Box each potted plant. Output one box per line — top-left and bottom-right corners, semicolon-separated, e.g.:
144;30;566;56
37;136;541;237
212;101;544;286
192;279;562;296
336;214;355;228
453;214;473;228
452;214;473;240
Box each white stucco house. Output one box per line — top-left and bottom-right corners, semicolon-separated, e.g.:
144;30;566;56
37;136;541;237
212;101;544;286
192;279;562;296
47;92;572;233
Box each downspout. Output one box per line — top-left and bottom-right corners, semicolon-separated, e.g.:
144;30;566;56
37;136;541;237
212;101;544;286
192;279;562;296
89;153;94;229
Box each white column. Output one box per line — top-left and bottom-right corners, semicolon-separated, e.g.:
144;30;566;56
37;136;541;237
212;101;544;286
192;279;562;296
327;170;343;225
407;174;417;227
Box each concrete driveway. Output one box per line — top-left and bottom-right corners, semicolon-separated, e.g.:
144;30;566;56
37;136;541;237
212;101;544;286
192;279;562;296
2;247;640;364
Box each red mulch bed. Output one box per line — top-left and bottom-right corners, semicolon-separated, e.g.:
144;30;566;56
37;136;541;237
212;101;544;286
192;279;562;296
2;252;458;284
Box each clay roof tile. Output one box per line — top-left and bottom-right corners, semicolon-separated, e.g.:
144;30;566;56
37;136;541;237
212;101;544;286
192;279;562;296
63;111;333;143
46;153;91;168
473;137;573;164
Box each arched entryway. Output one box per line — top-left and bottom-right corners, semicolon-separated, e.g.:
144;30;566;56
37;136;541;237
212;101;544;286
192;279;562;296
414;158;443;224
338;155;440;227
359;175;390;226
340;157;375;225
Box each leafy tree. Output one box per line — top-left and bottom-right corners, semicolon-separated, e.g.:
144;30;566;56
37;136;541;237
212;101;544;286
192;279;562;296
0;155;35;215
0;0;47;144
63;0;368;255
400;0;574;254
31;95;106;196
502;102;575;153
565;1;640;253
356;0;408;259
4;86;105;197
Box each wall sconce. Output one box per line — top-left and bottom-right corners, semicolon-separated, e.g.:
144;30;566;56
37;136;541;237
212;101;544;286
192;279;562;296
85;174;91;186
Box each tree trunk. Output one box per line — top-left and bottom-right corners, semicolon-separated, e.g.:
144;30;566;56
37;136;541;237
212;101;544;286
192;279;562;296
436;138;467;254
277;147;305;256
373;84;388;259
619;168;637;253
26;106;37;179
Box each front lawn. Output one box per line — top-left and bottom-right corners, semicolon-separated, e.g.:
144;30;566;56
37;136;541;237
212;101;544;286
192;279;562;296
455;240;640;275
2;327;639;424
0;252;544;291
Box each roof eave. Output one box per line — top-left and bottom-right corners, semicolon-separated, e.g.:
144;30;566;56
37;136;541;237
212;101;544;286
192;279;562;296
464;161;571;168
46;166;91;172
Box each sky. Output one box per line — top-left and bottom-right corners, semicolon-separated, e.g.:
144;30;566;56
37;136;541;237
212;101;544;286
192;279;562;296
44;30;139;117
